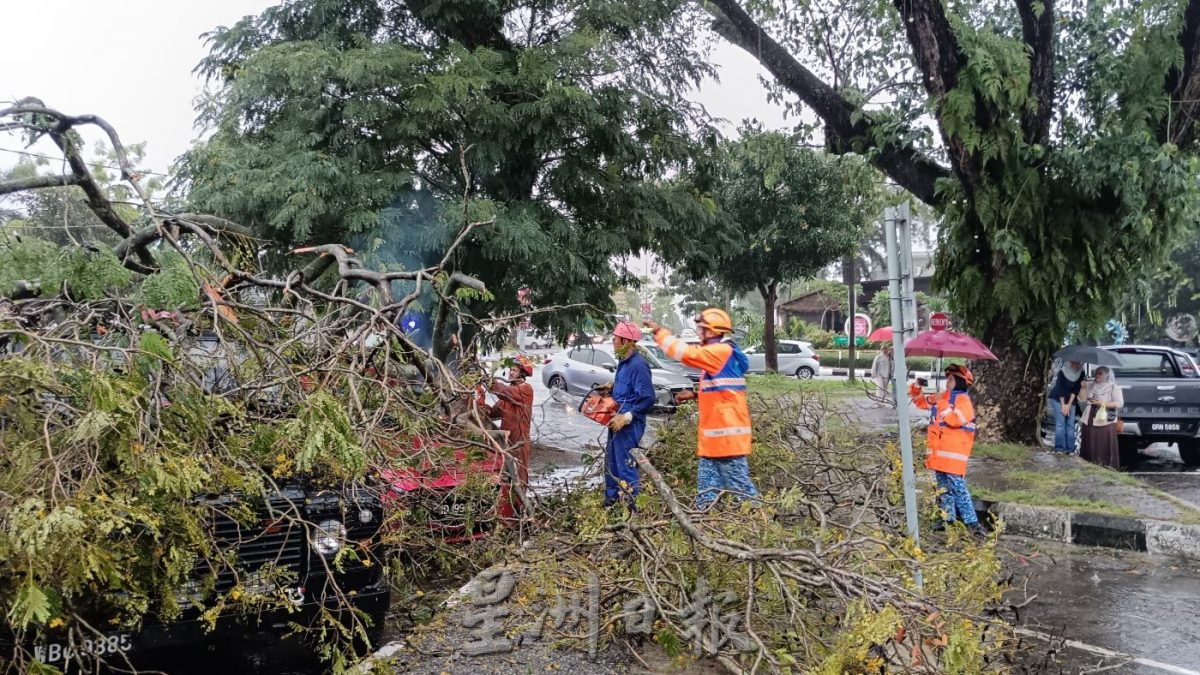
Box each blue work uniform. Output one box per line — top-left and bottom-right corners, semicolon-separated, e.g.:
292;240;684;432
605;350;655;507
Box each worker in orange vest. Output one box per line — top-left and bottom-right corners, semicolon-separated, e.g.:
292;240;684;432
645;308;759;510
909;364;986;537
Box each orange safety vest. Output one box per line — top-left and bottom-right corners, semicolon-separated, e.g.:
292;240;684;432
910;386;976;476
655;329;752;458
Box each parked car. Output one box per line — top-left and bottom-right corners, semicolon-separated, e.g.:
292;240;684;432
638;340;702;383
542;345;694;410
1040;344;1200;466
744;340;821;379
521;331;554;350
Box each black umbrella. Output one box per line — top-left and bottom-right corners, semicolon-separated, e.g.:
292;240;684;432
1053;345;1126;366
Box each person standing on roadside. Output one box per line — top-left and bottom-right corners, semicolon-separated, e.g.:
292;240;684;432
1080;366;1124;470
486;355;535;486
1048;360;1084;453
871;344;894;405
645;309;760;510
604;321;656;508
909;364;987;537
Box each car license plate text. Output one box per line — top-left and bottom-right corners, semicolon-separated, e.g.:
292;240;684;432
1151;423;1183;432
35;634;132;664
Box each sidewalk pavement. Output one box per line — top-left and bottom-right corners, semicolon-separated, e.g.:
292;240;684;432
844;396;1200;557
970;447;1200;557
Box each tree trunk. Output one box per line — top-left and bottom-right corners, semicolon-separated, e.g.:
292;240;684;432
970;316;1049;444
761;282;779;373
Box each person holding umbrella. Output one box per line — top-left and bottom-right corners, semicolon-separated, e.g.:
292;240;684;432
871;344;894;405
909;364;987;537
1051;345;1126;464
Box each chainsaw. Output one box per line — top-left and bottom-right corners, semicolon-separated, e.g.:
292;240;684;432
579;383;619;425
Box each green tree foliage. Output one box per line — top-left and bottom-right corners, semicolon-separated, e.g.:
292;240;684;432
704;0;1200;439
182;0;725;340
700;131;881;371
1;143;164;248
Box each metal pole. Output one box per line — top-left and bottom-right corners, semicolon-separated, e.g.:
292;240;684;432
898;201;917;338
845;258;857;382
885;206;923;589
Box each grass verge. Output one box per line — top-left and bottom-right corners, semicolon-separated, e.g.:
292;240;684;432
747;373;871;399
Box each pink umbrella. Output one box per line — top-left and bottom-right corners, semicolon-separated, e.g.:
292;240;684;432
867;327;893;342
904;330;998;361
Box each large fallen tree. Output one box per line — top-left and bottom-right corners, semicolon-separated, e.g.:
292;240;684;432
0;102;1022;673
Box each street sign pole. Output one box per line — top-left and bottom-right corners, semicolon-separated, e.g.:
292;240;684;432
885;206;923;589
898;201;917;337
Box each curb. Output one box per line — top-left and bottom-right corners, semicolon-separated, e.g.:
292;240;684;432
973;499;1200;558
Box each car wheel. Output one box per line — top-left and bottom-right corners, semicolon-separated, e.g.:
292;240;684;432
795;366;815;380
1117;436;1141;470
1179;440;1200;466
548;375;567;391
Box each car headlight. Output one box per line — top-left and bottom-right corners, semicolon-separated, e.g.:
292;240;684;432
173;578;207;607
310;519;346;557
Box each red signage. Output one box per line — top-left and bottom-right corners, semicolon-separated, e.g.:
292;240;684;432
517;288;531;307
845;313;872;337
930;312;950;331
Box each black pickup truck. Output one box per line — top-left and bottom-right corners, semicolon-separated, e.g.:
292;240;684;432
1042;345;1200;466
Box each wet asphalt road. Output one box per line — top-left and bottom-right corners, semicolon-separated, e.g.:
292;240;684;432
1004;538;1200;674
1128;444;1200;509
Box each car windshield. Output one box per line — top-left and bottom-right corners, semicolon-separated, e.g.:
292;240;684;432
1110;350;1182;378
636;347;666;369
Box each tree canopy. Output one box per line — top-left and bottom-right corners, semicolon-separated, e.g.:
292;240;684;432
183;0;727;345
703;131;881;371
703;0;1200;439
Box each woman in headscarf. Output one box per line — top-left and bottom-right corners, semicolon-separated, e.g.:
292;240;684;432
1080;366;1125;469
1048;360;1084;453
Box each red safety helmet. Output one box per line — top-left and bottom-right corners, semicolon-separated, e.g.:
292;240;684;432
505;355;534;377
613;320;642;342
945;364;974;386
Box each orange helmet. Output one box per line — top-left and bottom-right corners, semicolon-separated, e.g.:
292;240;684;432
694;307;733;334
945;364;974;386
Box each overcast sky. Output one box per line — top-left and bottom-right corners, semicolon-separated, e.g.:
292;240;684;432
0;0;791;176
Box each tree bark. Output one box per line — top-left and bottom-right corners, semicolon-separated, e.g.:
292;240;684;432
1164;0;1200;145
0;173;82;196
970;316;1048;444
760;281;779;373
705;0;949;206
1015;0;1056;148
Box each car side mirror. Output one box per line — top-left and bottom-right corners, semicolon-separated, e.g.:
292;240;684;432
602;363;616;372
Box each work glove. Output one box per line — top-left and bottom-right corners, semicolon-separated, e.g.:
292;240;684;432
609;412;633;431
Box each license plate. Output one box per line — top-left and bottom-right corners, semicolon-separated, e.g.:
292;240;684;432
34;634;133;664
1151;423;1183;432
434;501;467;517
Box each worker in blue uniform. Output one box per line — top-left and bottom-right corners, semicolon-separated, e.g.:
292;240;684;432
605;321;656;508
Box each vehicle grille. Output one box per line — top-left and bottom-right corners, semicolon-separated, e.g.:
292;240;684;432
194;499;304;591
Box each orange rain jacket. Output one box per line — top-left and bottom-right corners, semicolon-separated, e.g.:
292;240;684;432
909;383;976;476
654;328;752;458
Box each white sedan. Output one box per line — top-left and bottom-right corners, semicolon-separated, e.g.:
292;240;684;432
744;340;821;379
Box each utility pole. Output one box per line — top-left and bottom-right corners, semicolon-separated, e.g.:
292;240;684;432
843;257;857;382
885;203;922;589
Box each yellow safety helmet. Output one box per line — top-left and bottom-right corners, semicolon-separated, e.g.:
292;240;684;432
694;307;733;334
